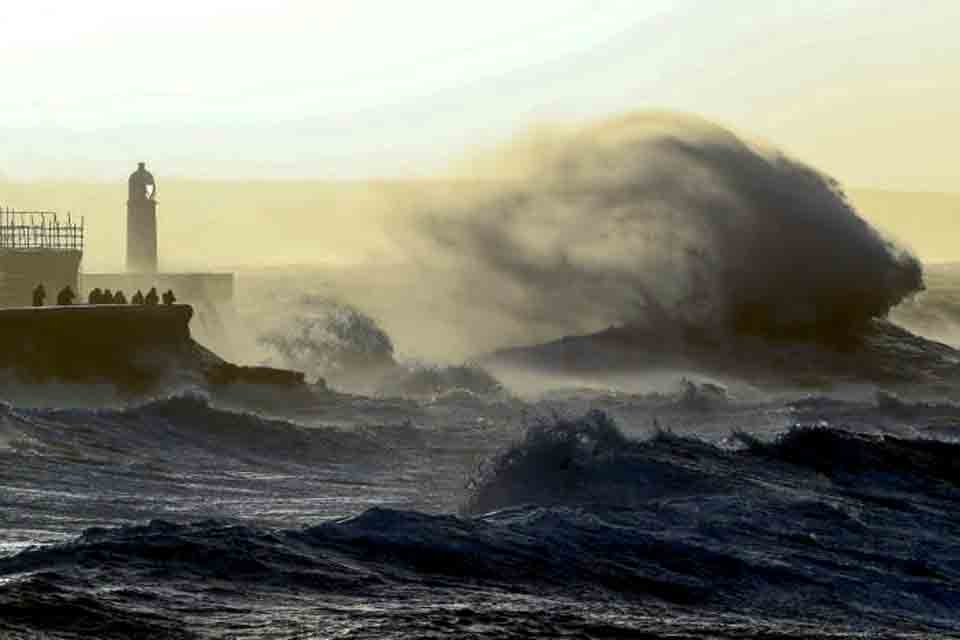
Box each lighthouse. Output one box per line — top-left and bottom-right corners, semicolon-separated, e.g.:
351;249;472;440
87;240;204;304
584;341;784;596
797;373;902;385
126;162;158;273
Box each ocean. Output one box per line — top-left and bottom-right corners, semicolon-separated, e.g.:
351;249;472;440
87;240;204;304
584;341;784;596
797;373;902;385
2;372;960;637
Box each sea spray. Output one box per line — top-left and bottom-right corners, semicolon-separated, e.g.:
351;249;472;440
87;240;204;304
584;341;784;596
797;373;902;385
398;112;923;346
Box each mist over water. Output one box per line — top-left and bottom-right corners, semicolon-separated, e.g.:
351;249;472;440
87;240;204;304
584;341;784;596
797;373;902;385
398;112;923;347
234;284;503;396
256;295;397;385
219;112;932;384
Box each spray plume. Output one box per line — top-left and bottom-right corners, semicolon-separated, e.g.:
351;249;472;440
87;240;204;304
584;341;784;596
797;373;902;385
402;112;922;345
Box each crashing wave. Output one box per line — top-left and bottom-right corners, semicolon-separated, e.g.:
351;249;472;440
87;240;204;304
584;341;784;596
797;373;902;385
400;112;922;349
465;410;960;513
257;295;397;388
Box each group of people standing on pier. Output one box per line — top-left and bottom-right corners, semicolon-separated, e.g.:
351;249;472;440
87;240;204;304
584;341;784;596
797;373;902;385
31;284;176;308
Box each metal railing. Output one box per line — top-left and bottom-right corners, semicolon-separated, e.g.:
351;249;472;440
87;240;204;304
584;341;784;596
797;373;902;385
0;207;84;251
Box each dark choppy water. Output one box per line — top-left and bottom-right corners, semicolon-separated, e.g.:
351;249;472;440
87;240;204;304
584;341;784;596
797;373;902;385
1;389;960;638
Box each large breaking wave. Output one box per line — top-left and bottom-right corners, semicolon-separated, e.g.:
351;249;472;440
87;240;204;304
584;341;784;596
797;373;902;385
402;112;923;344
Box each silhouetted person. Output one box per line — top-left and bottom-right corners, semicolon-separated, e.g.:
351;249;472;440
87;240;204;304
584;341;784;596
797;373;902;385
88;288;102;305
162;289;176;306
32;284;46;307
145;287;159;306
114;290;127;305
131;290;145;305
102;288;113;304
56;286;76;306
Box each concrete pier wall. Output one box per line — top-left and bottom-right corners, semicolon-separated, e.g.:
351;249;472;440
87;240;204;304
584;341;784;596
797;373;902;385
0;304;303;393
0;304;196;390
0;249;81;308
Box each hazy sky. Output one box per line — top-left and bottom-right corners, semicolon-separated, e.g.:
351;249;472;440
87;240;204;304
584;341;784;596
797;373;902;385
2;1;958;190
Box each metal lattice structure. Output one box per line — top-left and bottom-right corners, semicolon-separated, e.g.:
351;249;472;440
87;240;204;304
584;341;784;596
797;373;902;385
0;207;84;252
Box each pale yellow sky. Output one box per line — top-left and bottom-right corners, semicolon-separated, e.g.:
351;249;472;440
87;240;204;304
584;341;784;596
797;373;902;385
1;1;958;191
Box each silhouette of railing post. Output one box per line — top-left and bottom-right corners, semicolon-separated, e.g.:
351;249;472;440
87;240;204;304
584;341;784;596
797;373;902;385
0;208;85;251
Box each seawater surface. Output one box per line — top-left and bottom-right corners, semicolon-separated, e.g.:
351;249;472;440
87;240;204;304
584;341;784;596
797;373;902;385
1;390;959;638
